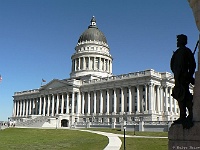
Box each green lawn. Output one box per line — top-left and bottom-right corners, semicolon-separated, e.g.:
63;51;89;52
120;137;168;150
0;128;168;150
83;128;168;150
0;128;108;150
83;128;168;137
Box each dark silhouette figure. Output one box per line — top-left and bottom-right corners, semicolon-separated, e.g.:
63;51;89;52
170;34;196;129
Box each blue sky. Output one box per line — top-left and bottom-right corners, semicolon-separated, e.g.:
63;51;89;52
0;0;198;121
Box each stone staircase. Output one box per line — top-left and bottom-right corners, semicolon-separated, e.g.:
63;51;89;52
16;116;52;127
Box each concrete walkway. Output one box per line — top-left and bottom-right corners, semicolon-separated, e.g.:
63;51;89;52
80;130;167;150
80;130;122;150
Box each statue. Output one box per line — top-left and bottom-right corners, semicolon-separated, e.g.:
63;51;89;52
170;34;196;129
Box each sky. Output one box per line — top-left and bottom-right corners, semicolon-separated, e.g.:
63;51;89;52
0;0;198;121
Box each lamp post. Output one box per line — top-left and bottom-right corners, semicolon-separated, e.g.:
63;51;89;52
123;125;126;150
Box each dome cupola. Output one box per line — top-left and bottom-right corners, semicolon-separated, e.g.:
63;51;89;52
78;16;107;44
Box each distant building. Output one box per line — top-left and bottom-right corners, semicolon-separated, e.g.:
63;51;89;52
11;17;184;127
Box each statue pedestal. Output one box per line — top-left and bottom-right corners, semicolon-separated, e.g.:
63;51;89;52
168;123;200;150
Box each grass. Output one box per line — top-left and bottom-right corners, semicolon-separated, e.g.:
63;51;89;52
83;128;168;137
120;137;168;150
83;128;168;150
0;128;168;150
0;128;108;150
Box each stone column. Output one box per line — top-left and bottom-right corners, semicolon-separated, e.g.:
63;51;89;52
165;86;168;112
82;92;85;114
83;57;86;70
56;94;59;115
106;89;110;114
93;57;96;70
120;87;124;113
72;59;74;72
128;86;132;114
160;86;164;113
26;99;29;116
148;83;154;113
29;99;32;115
76;92;81;114
103;59;106;71
110;60;112;74
136;85;140;113
66;93;69;114
145;85;148;112
35;98;38;115
107;59;109;72
72;92;75;114
61;93;64;114
87;92;91;114
88;57;91;70
47;95;50;116
22;100;25;116
93;91;97;114
51;94;55;116
13;100;16;117
43;96;46;116
156;85;161;113
169;87;173;113
78;58;80;70
100;90;103;114
99;57;102;71
113;88;117;113
39;96;42;115
74;59;77;71
16;100;19;116
19;100;22;116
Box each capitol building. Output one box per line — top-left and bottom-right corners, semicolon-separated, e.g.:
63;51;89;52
11;17;181;128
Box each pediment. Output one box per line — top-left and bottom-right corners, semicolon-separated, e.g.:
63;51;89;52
39;79;71;91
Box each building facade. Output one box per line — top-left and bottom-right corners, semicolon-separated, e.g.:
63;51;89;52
11;17;182;127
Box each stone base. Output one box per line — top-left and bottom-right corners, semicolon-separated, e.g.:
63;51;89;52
168;122;200;150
